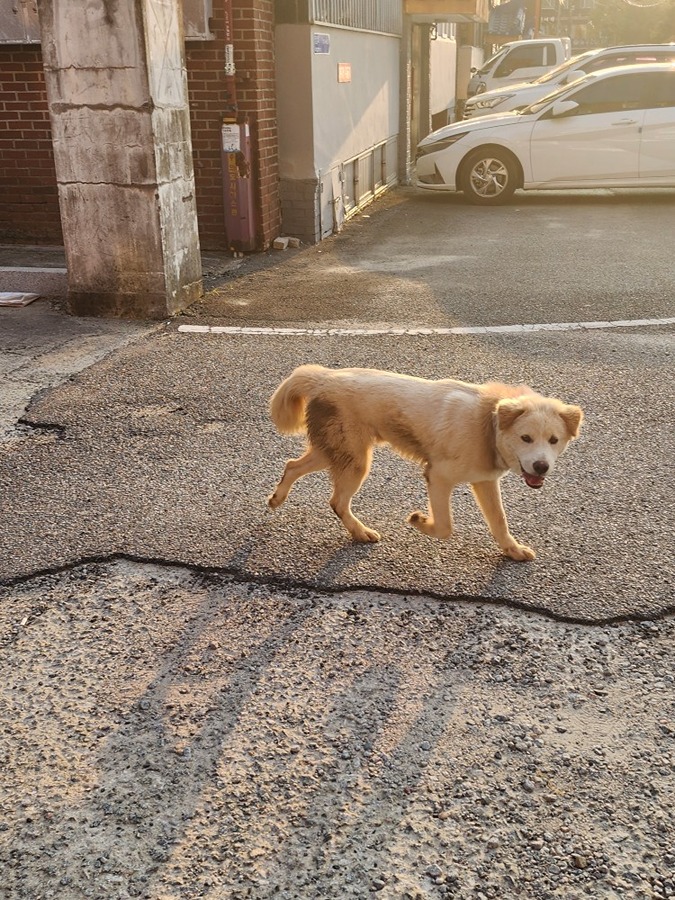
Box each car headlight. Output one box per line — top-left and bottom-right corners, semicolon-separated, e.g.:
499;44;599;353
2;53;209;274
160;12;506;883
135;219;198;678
473;93;514;110
416;132;467;160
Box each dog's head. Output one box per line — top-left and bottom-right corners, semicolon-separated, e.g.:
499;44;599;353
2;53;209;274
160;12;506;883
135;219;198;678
495;396;583;488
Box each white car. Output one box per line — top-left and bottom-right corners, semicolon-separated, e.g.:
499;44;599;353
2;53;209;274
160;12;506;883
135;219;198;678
463;44;675;119
415;63;675;206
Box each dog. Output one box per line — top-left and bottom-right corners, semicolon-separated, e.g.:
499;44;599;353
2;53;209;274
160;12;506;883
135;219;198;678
268;365;583;561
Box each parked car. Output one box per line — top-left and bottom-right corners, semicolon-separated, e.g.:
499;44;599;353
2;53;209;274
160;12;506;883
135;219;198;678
467;37;572;97
464;44;675;119
415;64;675;206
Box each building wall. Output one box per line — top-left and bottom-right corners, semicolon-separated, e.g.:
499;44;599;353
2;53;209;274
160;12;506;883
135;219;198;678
276;24;400;244
311;27;399;173
186;0;281;250
0;45;62;244
430;29;458;128
0;1;281;251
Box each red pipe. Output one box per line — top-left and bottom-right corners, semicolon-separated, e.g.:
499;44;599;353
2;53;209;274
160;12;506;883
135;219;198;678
223;0;238;119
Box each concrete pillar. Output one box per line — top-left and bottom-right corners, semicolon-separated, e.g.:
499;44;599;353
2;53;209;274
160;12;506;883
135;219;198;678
38;0;202;318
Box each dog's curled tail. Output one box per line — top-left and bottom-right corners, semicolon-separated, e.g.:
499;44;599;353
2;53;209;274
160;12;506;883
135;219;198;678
269;364;327;434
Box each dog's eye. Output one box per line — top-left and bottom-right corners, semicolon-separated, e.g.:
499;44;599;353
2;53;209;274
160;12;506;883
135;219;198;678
549;436;559;445
521;435;533;443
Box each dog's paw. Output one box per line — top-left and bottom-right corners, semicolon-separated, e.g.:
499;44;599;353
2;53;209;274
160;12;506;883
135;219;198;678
408;510;432;534
502;542;536;562
352;526;381;543
407;511;452;540
267;491;283;509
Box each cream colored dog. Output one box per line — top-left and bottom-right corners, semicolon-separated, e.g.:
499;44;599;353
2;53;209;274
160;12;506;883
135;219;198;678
268;365;583;561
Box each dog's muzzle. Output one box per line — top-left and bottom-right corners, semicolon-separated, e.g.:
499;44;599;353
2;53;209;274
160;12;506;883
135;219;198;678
521;468;546;489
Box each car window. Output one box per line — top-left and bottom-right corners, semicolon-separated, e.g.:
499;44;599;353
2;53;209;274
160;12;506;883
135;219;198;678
649;69;675;107
541;43;559;66
566;71;675;114
585;51;675;73
584;54;627;73
478;47;508;76
523;81;582;115
536;51;596;84
494;44;545;77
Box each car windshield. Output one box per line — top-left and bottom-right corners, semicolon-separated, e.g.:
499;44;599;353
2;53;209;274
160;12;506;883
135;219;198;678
535;50;596;85
477;47;508;75
518;78;588;115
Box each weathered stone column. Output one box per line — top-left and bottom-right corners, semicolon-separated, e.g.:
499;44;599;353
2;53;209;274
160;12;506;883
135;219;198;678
38;0;202;318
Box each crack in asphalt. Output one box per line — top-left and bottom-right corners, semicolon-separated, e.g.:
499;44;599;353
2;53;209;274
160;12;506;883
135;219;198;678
1;552;673;629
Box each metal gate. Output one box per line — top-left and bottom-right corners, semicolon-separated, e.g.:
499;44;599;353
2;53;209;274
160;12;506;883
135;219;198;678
320;136;398;238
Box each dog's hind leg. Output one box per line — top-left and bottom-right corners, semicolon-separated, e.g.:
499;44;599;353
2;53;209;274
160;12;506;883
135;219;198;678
268;446;327;509
408;466;454;539
329;451;380;543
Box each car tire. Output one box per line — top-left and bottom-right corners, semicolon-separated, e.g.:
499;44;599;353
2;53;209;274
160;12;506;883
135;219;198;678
459;148;518;206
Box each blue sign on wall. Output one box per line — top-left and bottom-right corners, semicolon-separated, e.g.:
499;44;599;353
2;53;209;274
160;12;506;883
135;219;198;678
313;32;330;54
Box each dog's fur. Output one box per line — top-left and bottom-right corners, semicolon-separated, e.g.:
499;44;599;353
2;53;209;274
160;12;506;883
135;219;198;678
268;365;583;560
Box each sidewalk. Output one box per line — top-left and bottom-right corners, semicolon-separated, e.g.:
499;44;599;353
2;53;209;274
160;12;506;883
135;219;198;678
0;245;247;442
0;244;245;301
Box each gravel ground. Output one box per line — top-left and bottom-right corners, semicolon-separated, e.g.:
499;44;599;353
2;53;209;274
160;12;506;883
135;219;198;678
1;559;673;900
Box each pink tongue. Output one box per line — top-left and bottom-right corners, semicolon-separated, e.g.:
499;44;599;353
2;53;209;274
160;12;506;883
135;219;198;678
523;471;545;488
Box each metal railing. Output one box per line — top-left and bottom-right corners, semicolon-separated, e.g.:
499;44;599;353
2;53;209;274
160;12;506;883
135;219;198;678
309;0;403;35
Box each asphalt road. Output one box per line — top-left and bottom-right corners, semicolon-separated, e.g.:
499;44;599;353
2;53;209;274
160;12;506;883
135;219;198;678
1;186;674;623
2;186;675;900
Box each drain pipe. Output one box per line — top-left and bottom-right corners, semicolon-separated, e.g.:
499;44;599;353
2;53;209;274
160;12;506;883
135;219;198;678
223;0;237;118
220;0;258;253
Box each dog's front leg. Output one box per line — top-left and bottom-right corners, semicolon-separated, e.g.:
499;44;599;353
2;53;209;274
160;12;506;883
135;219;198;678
408;467;454;540
470;480;535;561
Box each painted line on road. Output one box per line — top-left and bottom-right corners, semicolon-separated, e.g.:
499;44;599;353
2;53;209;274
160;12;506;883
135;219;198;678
178;317;675;337
0;266;68;274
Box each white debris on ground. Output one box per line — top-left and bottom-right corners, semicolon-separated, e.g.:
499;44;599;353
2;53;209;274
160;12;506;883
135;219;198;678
0;292;40;307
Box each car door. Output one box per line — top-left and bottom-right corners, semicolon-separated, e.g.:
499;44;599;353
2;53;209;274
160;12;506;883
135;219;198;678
638;70;675;182
527;73;648;185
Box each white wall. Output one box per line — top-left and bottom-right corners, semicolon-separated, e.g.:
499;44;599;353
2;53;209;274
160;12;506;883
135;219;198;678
310;26;400;175
276;24;400;181
430;31;457;119
275;23;401;240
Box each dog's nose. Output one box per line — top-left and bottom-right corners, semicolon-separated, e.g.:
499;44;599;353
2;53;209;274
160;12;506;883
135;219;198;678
533;460;549;475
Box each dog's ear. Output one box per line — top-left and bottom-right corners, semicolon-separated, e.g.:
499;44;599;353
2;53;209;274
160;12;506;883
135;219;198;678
496;398;526;431
559;404;584;439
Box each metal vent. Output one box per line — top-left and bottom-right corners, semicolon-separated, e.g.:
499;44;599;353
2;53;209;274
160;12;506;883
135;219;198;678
310;0;403;35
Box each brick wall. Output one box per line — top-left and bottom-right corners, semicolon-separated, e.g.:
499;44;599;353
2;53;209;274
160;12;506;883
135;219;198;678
233;0;281;247
0;1;281;252
0;46;63;244
186;0;281;250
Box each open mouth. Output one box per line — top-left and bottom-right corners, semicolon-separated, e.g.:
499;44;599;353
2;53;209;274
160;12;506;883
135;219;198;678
521;468;545;489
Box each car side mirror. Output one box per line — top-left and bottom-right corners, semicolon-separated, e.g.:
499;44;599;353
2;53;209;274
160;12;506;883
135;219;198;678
470;66;477;74
551;99;580;118
563;69;587;84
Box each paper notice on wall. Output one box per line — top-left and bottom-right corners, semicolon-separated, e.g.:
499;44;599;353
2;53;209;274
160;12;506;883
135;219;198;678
222;124;240;153
313;33;330;54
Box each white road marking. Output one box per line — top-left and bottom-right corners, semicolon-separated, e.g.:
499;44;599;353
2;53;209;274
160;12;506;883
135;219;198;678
178;318;675;336
0;266;68;274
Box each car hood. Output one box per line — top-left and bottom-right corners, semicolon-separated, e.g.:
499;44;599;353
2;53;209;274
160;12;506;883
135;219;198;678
467;80;539;101
418;111;531;147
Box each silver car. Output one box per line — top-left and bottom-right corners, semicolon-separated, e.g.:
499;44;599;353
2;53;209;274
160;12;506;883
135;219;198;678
463;44;675;120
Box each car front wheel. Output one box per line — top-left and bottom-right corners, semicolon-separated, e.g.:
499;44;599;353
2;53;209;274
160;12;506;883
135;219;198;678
460;149;518;205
